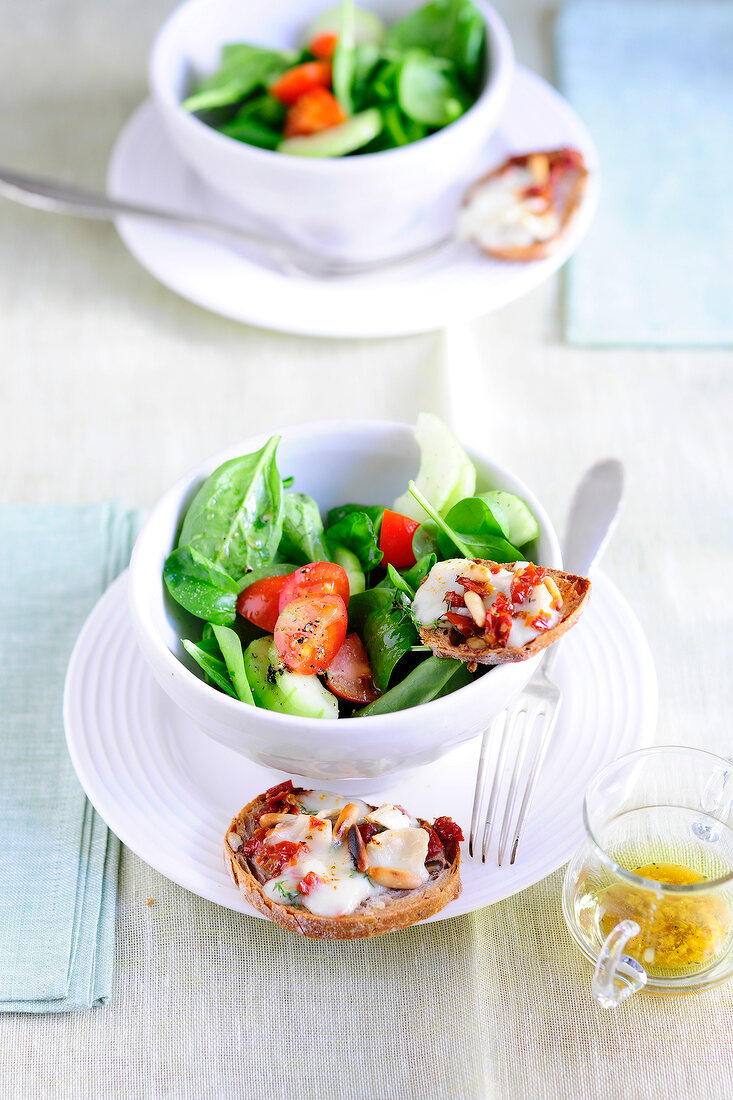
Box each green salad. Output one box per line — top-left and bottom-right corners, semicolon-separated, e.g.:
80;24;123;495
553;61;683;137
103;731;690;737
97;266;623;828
163;414;540;719
182;0;486;156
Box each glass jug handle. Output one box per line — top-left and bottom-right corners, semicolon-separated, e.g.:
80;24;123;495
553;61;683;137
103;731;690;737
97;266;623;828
592;919;647;1008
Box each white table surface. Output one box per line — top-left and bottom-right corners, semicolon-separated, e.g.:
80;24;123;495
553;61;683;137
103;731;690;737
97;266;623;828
2;1;732;1097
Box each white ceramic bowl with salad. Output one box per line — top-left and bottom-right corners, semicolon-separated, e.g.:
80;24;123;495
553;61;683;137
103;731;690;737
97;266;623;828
149;0;513;262
128;418;561;783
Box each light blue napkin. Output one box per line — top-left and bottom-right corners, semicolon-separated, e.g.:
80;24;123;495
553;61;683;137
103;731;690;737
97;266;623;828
557;0;733;346
0;503;139;1012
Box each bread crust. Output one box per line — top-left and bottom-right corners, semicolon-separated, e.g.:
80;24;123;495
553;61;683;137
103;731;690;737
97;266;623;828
464;148;588;262
224;792;461;940
418;563;591;666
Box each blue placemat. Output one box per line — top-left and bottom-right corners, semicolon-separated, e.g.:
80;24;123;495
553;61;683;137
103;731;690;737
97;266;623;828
557;0;733;347
0;503;139;1012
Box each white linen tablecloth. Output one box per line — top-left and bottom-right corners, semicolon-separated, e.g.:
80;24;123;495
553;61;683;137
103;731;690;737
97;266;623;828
2;1;732;1096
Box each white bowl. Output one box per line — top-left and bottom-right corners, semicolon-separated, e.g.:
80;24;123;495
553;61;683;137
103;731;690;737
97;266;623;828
149;0;514;261
128;420;561;784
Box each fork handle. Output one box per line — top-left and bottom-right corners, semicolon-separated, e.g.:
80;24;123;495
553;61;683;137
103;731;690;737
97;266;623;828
542;459;624;677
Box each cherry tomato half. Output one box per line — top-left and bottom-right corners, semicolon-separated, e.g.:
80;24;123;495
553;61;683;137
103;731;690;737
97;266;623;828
325;633;380;704
284;87;346;138
278;561;350;613
274;595;348;674
378;509;420;571
236;574;291;633
309;32;339;60
269;61;332;106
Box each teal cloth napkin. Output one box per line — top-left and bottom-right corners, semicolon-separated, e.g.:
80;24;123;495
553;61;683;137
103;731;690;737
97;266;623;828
557;0;733;347
0;503;139;1012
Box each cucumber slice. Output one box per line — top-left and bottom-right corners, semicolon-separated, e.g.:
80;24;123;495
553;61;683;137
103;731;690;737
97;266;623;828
331;545;366;595
392;413;476;522
244;637;338;719
305;4;385;47
478;491;540;548
278;109;382;157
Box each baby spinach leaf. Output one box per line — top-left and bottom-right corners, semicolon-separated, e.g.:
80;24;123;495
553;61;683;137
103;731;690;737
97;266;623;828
397;52;467;126
386;0;485;93
211;624;254;704
178;437;284;576
277;492;330;564
348;587;417;692
326;503;384;532
183;45;296;113
412;521;440;560
219;94;286;150
401;552;437;592
326;511;383;572
438;498;520;562
355;655;473;715
182;639;237;698
163;545;240;625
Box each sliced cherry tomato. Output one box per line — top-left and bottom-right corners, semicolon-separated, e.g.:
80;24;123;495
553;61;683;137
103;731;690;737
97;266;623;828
325;633;381;704
278;561;350;612
274;594;347;674
379;509;420;571
236;573;292;633
309;32;339;60
269;60;332;106
283;86;346;138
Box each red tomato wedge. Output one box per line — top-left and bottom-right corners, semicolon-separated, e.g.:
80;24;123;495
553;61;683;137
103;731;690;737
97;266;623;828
325;633;381;704
283;87;346;138
278;561;350;612
274;595;347;674
309;32;339;60
378;509;420;571
236;574;292;633
269;61;332;106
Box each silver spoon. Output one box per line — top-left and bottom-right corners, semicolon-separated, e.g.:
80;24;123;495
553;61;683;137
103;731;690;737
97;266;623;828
0;166;453;279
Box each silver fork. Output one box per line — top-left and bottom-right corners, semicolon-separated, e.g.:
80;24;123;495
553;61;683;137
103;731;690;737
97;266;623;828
469;459;625;865
0;166;453;279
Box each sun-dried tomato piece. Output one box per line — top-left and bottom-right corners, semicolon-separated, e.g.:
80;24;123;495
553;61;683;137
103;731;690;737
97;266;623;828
425;827;445;860
457;574;493;596
485;592;514;646
257;840;308;877
297;871;323;895
357;821;380;845
241;827;268;857
446;590;466;607
445;611;478;637
433;817;464;845
510;563;547;605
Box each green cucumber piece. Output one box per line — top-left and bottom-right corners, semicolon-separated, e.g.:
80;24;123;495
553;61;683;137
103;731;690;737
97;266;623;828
393;412;476;522
331;545;366;595
277;109;382;157
477;491;540;548
244;637;338;719
305;4;385;47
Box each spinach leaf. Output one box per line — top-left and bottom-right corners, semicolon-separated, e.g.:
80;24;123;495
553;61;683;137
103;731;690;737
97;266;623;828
219;94;286;150
355;655;473;715
348;587;416;692
163;545;240;625
381;103;428;146
412;521;440;560
326;511;383;572
397;52;468;126
408;482;519;562
211;624;254;704
333;0;356;114
400;552;437;592
438;498;520;562
326;503;384;532
386;0;485;93
277;492;330;564
178;437;284;576
182;639;237;698
182;45;296;113
350;41;381;110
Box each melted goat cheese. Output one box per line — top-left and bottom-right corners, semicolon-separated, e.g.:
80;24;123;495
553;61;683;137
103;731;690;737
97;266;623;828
458;166;560;251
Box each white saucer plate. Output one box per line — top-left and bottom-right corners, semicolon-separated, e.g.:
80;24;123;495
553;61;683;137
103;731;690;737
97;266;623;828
107;66;598;338
64;570;656;922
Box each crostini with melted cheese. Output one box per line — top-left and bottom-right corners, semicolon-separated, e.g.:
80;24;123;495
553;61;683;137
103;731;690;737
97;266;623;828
413;558;590;665
458;147;588;261
225;781;462;939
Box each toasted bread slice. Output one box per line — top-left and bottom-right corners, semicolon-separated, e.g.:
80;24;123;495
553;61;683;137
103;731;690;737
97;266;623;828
460;147;588;262
224;784;461;940
417;562;591;666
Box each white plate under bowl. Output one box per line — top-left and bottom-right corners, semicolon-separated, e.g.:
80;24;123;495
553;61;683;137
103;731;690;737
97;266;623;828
107;66;598;338
64;569;656;922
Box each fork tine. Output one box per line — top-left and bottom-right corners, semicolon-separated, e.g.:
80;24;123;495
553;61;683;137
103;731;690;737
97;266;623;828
497;702;540;866
481;704;526;862
507;701;563;865
469;725;495;857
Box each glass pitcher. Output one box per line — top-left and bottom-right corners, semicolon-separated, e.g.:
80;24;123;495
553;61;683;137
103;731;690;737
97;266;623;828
562;746;733;1007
